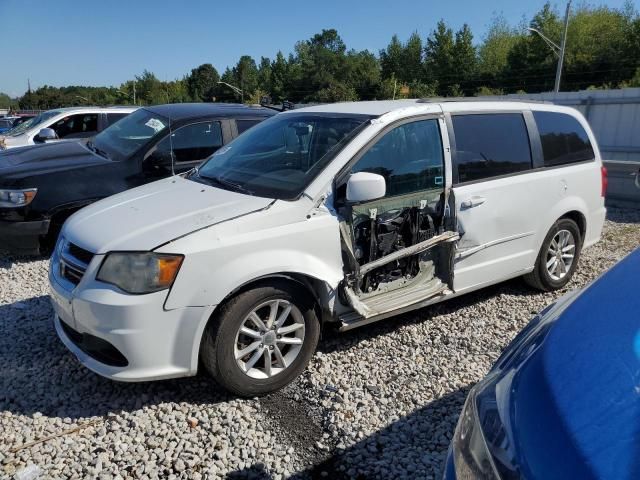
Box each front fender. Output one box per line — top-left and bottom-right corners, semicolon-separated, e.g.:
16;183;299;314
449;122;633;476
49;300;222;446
162;212;343;310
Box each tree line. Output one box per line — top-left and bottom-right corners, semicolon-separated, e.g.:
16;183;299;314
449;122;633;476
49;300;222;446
7;2;640;110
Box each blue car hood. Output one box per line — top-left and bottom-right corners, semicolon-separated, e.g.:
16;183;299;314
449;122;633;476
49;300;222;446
512;249;640;480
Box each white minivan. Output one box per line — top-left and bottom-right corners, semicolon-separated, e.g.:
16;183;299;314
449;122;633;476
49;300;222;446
49;100;606;396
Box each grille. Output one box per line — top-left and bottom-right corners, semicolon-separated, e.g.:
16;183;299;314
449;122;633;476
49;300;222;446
68;243;94;265
59;242;94;286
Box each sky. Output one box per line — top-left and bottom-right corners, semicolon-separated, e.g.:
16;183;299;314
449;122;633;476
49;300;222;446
0;0;632;97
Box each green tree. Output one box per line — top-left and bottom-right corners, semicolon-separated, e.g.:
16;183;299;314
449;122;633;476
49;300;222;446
257;56;273;96
504;3;560;92
345;50;381;100
134;70;165;104
186;63;220;102
270;52;289;102
380;35;404;81
478;15;522;88
425;20;456;95
0;93;18;109
293;29;350;102
231;55;259;101
402;32;424;83
453;24;477;94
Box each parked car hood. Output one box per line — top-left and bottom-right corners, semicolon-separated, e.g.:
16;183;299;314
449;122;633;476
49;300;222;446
509;249;640;480
0;141;106;178
63;175;275;254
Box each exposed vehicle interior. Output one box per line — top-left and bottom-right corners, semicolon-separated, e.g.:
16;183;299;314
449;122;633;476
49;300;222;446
336;119;458;321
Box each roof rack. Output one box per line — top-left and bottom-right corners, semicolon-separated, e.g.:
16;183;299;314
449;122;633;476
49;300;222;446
417;97;552;104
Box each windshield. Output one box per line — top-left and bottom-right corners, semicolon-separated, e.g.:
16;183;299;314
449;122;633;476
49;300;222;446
195;113;371;199
6;110;61;136
93;108;169;161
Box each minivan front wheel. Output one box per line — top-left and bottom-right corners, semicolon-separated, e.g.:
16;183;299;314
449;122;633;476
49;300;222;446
525;218;582;291
201;282;319;397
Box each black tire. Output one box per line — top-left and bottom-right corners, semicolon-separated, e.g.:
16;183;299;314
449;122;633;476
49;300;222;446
524;218;582;291
200;281;320;397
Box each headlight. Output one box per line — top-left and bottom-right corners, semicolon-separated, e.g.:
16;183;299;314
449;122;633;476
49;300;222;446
452;384;502;479
452;374;520;480
96;252;183;294
0;188;37;207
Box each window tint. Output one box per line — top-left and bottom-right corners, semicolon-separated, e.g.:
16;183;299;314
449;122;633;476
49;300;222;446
236;119;262;135
452;113;532;183
352;119;444;197
51;114;98;139
534;111;594;166
106;113;129;127
154;121;222;163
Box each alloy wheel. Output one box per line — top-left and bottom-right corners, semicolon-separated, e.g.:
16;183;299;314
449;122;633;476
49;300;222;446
233;299;305;379
546;229;576;281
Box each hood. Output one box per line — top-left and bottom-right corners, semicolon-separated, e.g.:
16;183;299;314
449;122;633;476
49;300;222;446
63;175;275;253
511;249;640;480
0;132;30;149
0;141;105;178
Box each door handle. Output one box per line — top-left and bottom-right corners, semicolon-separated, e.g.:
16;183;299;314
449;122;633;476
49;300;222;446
460;196;486;209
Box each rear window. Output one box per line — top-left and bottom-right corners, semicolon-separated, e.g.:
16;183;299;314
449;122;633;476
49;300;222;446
534;111;595;167
452;113;532;183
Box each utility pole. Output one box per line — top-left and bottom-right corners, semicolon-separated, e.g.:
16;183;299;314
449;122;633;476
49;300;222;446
133;82;137;105
554;0;572;92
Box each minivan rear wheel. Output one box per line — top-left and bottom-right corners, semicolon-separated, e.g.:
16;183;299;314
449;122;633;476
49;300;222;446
524;218;582;291
200;281;319;397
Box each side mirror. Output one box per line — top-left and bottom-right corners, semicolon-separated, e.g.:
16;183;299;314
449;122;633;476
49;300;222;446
346;172;386;204
35;128;58;143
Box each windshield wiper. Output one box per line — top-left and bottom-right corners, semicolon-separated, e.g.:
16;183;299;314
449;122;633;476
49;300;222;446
86;140;110;159
199;172;254;196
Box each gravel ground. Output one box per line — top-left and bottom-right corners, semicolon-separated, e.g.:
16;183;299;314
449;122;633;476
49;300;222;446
1;208;638;480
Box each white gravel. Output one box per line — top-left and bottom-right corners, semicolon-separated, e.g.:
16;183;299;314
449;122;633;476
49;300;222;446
1;208;638;479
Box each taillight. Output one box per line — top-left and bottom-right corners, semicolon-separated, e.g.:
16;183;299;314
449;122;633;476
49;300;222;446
601;166;608;197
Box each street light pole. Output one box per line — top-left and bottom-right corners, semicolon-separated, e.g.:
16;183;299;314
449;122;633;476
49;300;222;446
527;0;572;93
554;0;572;92
217;81;243;101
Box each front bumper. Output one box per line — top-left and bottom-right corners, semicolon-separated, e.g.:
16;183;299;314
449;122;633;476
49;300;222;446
49;249;214;382
0;219;50;254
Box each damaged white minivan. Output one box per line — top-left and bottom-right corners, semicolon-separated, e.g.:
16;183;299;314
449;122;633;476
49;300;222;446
49;99;606;396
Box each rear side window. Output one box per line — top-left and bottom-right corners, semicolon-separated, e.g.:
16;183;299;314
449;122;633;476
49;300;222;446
452;113;532;183
534;111;594;166
236;119;262;135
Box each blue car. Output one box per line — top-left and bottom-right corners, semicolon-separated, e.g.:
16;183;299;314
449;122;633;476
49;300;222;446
445;248;640;480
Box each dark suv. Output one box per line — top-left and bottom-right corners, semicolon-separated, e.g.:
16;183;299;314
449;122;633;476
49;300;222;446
0;103;275;254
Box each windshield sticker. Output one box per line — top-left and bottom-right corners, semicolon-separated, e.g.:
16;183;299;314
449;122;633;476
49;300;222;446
145;118;166;132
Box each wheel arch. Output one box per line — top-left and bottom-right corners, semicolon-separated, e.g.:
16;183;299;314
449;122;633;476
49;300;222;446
192;272;335;373
559;210;587;244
